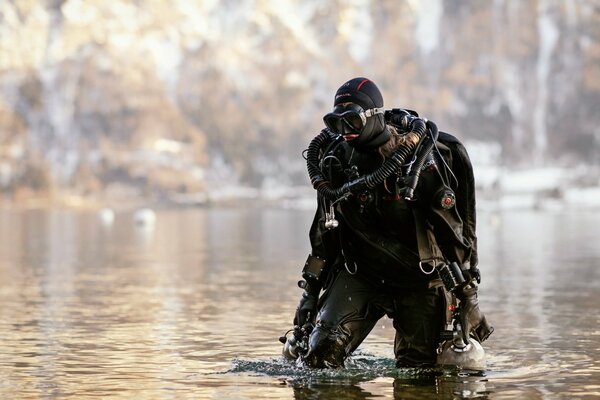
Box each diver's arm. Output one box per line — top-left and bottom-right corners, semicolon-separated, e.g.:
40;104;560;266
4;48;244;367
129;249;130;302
448;137;478;268
424;140;492;343
293;196;341;328
303;195;341;292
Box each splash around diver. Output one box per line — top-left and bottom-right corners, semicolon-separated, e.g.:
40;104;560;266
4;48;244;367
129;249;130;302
280;323;487;372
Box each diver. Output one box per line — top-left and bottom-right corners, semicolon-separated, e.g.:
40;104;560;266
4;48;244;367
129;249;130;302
280;77;493;369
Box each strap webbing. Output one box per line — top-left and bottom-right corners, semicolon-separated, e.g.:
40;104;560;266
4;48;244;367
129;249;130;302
412;208;445;274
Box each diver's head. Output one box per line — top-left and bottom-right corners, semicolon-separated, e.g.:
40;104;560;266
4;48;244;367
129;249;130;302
323;77;390;151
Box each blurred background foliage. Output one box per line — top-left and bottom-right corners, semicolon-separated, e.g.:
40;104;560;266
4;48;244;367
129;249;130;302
0;0;598;207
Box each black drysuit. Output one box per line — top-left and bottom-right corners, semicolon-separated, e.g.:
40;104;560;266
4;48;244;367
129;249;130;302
302;131;478;367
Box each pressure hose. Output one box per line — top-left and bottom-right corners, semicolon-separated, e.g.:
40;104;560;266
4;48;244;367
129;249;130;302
401;119;439;200
306;110;428;203
306;128;339;189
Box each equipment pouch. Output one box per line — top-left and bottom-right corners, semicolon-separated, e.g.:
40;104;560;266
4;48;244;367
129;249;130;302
302;254;326;281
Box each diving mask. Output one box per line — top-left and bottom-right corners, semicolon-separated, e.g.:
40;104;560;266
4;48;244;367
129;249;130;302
323;104;385;140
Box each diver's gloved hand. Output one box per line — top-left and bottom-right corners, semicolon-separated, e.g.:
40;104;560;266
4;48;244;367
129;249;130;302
293;284;319;328
456;284;494;345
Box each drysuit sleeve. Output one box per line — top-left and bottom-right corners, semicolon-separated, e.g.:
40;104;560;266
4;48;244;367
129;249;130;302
449;139;478;267
424;135;478;268
306;194;342;290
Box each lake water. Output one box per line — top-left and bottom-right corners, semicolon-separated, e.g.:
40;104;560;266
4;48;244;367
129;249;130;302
0;206;598;399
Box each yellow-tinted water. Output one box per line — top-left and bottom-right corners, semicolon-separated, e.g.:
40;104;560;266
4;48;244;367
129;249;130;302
0;207;598;399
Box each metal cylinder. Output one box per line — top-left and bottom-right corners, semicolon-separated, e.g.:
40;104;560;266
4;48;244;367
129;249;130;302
437;337;486;371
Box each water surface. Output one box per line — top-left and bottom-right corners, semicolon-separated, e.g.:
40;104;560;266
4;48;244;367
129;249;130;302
0;207;598;399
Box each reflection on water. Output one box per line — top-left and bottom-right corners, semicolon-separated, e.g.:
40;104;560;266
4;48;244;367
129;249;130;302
0;207;598;399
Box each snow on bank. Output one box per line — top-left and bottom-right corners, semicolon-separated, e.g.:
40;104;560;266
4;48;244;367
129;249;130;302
475;166;600;211
297;164;598;211
196;165;600;212
466;140;599;211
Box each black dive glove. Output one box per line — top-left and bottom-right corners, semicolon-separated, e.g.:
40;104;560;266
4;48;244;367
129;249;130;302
293;254;327;328
293;283;319;328
456;284;494;345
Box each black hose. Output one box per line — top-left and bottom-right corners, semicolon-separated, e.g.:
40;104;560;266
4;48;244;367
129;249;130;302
365;118;426;188
402;120;439;199
306;129;339;188
306;117;428;203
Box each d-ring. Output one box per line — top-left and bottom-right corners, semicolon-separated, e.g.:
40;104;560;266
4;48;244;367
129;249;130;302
419;261;436;275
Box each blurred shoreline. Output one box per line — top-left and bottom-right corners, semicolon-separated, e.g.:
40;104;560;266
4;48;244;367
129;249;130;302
1;165;598;212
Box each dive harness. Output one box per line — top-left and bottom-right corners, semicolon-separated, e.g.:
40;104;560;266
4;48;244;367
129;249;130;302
306;109;430;205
